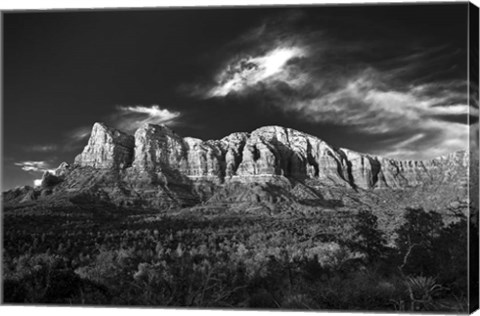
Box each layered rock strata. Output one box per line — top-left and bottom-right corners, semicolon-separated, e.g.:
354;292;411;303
74;122;134;169
72;123;467;191
4;122;463;210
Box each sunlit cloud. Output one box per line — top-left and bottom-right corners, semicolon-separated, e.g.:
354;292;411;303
194;12;472;160
113;105;181;133
14;161;59;187
207;46;308;97
14;161;55;174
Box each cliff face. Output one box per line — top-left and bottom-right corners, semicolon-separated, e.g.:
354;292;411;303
74;123;134;169
73;123;467;190
8;122;468;211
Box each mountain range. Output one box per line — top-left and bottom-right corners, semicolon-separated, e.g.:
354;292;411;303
3;122;471;230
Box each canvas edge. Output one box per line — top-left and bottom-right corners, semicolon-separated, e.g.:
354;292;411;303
469;1;480;314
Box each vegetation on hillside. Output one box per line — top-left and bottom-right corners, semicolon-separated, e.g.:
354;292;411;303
2;204;469;311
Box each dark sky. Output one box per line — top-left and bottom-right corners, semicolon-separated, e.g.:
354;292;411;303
2;3;476;189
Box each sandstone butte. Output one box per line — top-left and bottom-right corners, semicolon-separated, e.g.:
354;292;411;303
3;122;472;213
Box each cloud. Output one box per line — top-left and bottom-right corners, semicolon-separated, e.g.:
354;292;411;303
207;46;308;97
113;105;181;133
69;127;92;141
193;13;472;160
14;161;55;174
254;69;471;160
23;144;58;152
61;126;93;152
60;106;181;153
33;179;43;187
293;74;471;127
369;121;469;160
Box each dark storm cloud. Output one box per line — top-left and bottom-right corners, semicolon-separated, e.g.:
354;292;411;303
190;8;472;160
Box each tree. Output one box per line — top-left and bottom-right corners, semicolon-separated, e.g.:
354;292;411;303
433;217;468;293
349;210;388;262
395;208;443;276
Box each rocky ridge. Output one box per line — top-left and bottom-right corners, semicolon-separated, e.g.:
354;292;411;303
3;122;470;212
73;123;468;189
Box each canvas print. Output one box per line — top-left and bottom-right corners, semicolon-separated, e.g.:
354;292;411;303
1;2;479;313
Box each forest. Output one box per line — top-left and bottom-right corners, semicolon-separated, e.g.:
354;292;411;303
2;203;471;312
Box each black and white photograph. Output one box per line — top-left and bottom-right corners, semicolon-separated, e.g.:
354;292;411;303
1;1;479;313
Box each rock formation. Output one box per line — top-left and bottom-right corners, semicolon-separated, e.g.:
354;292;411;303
74;122;134;169
3;122;470;211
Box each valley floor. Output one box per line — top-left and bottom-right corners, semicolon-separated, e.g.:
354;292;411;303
2;203;470;312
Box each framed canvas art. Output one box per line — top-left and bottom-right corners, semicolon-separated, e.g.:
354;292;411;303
1;1;479;314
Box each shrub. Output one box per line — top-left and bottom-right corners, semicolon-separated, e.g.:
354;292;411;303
305;268;408;310
404;276;445;311
74;248;137;289
3;253;82;303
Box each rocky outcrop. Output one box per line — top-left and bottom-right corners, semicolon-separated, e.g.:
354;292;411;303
131;123;186;171
71;123;466;191
74;122;134;169
53;162;71;177
221;132;248;178
2;185;38;204
39;162;71;188
183;137;224;180
4;122;468;210
340;149;382;189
